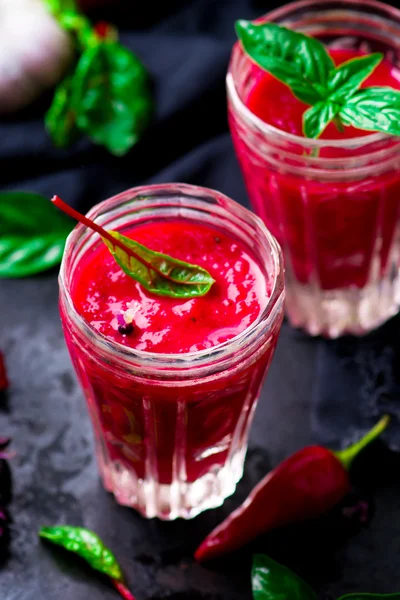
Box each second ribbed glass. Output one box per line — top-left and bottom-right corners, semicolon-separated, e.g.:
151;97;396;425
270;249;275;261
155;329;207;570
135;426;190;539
228;0;400;338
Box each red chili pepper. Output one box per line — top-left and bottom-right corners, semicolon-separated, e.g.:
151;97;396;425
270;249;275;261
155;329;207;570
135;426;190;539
0;353;8;392
195;415;390;562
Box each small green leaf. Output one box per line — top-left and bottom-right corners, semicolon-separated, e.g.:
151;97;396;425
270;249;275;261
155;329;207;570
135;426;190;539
339;87;400;135
235;20;333;105
303;101;340;138
45;76;81;148
0;192;72;278
327;53;383;102
40;526;123;581
252;554;317;600
338;595;400;600
71;41;153;155
234;20;396;139
103;231;215;298
58;11;97;49
43;0;78;13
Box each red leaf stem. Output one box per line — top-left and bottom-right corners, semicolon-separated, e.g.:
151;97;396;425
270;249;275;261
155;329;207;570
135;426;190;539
112;579;137;600
0;352;8;391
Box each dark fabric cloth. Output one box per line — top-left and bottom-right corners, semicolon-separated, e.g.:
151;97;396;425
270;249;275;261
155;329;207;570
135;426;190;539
0;0;270;210
2;0;400;450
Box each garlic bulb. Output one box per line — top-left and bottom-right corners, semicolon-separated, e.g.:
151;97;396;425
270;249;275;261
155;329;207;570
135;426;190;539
0;0;74;113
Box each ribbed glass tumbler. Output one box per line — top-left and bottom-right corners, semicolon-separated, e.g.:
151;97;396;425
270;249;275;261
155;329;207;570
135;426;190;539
228;0;400;337
58;184;284;519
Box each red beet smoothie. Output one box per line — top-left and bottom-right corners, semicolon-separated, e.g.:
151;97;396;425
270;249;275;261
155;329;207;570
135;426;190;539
230;48;400;290
63;219;280;489
72;221;268;353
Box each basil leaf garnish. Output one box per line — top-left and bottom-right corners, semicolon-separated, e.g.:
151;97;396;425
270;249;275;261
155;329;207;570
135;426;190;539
252;554;317;600
103;231;215;298
340;87;400;135
236;20;400;138
303;101;340;139
235;20;333;105
327;53;383;102
0;192;72;278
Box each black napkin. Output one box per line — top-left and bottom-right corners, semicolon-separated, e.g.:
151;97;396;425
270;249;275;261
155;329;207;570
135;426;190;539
312;313;400;451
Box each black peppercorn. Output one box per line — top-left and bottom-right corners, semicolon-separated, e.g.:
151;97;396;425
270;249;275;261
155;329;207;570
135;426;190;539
118;323;134;336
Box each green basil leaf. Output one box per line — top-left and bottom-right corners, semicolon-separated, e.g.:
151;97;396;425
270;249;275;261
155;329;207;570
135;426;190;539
303;101;340;138
44;0;97;52
338;595;400;600
235;20;334;105
0;192;72;278
103;231;215;298
59;12;96;49
339;87;400;135
71;41;153;156
252;555;317;600
39;526;123;581
45;76;81;148
43;0;78;13
327;53;383;102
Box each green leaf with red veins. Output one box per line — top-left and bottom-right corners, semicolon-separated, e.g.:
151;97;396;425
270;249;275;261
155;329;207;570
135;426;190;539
103;230;215;298
40;526;123;581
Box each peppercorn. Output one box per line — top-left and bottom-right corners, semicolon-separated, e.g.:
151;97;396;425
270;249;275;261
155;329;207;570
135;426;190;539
118;323;134;336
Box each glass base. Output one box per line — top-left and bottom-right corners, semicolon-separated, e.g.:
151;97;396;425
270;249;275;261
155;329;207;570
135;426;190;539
98;449;246;520
285;274;400;337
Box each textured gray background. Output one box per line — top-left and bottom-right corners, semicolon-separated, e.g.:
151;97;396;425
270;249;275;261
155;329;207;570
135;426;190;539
1;273;399;600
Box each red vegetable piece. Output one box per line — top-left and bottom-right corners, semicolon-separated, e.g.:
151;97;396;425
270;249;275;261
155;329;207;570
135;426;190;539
0;353;8;392
195;446;349;562
195;416;389;562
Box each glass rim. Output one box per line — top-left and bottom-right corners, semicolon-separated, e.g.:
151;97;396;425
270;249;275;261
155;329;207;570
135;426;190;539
59;183;284;369
227;0;400;150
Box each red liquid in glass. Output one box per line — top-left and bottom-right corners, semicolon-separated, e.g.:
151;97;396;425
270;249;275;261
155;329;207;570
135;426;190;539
64;220;280;486
230;49;400;290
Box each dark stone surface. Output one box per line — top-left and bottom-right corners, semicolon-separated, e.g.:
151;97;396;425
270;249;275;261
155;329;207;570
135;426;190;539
1;273;400;599
2;0;400;596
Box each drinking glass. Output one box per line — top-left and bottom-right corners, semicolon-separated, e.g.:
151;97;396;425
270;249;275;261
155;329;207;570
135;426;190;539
228;0;400;337
59;184;284;519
